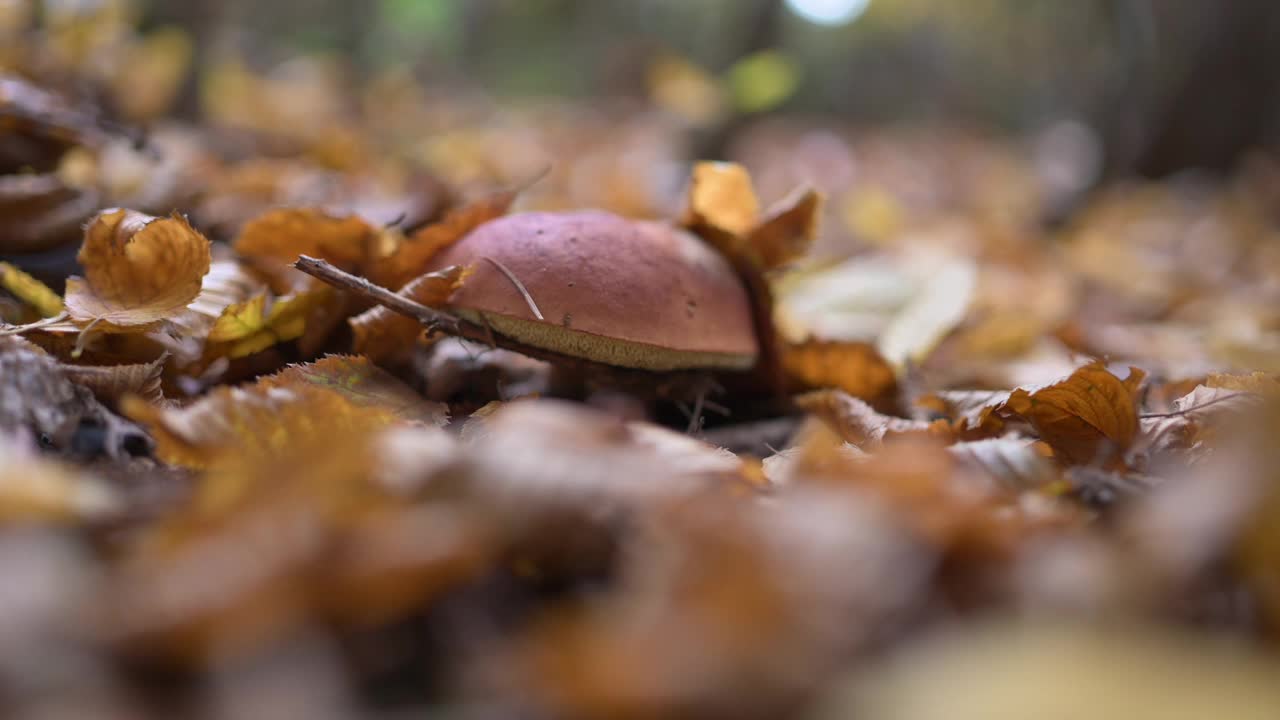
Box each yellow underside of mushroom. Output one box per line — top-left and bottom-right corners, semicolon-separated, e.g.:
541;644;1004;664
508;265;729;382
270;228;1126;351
455;308;756;372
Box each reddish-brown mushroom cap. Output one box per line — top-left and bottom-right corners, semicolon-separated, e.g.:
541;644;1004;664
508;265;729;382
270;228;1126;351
424;211;759;371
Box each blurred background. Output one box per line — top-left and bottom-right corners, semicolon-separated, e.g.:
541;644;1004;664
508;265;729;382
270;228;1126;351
9;4;1280;719
140;0;1280;176
11;0;1280;217
10;0;1280;377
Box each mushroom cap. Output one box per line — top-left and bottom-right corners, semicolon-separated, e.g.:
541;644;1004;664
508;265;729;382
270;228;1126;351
425;211;758;371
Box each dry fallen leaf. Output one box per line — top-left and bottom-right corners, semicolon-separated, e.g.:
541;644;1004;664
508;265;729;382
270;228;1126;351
206;287;328;359
101;395;388;663
123;356;442;468
260;355;449;427
745;187;822;270
1207;372;1280;394
683;161;760;239
1136;384;1262;458
60;355;166;405
998;362;1146;467
64;209;212;329
947;437;1059;492
925;390;1009;437
234;208;376;276
783;340;897;402
797;389;949;447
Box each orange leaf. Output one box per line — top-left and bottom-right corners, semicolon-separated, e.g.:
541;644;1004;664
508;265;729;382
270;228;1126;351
744;187;822;270
999;362;1146;466
782;340;897;402
683;162;760;238
234;208;376;274
351;265;471;363
65;209;212;328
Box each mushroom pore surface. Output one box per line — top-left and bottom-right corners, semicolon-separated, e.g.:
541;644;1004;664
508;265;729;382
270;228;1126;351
425;211;759;371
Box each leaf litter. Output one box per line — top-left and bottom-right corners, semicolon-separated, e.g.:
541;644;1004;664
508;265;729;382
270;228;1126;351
3;21;1280;720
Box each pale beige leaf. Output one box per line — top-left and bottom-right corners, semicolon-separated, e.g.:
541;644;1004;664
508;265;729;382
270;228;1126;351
796;389;950;447
948;438;1059;492
61;355;166;405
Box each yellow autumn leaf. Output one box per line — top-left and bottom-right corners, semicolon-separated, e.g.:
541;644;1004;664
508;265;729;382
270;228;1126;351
207;293;269;344
683;162;760;239
0;261;63;318
65;209;211;328
206;289;323;358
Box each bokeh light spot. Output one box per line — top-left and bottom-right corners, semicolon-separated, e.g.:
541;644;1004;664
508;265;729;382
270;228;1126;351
785;0;871;27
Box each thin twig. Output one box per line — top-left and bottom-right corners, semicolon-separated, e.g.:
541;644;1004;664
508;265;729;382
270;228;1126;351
698;417;802;456
1140;392;1251;419
384;211;408;230
482;256;544;320
294;255;461;334
686;387;707;434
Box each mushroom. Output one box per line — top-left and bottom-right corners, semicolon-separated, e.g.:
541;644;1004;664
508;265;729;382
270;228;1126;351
421;210;759;372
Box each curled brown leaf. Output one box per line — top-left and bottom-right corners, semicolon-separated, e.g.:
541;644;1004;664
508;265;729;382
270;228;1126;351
65;209;212;329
